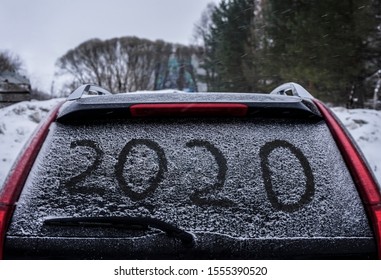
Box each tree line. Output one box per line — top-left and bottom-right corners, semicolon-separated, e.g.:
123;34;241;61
195;0;381;104
3;0;381;104
54;37;203;96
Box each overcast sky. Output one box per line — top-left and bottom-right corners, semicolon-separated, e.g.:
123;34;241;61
1;0;218;93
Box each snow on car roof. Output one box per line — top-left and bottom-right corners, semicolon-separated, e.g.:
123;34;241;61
70;91;303;104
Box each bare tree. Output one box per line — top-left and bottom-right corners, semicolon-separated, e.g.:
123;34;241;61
56;37;157;93
0;50;24;73
55;36;202;95
192;2;216;46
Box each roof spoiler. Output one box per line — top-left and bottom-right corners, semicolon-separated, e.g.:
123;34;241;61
67;84;112;101
270;83;314;99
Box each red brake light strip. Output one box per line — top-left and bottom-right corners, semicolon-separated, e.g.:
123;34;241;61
0;102;63;259
314;99;381;259
130;103;248;117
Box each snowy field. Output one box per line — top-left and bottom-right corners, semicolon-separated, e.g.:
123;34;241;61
0;99;63;186
0;99;380;188
331;107;381;184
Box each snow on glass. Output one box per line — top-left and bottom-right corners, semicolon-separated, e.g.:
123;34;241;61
7;117;373;240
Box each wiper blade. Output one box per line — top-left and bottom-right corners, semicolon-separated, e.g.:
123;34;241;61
44;216;195;247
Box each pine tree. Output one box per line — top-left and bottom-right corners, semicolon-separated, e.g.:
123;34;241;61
200;0;255;92
262;0;374;103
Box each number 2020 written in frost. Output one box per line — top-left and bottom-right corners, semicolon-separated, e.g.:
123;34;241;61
65;138;315;212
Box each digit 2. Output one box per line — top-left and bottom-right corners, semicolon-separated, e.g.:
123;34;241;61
65;139;104;194
186;139;234;207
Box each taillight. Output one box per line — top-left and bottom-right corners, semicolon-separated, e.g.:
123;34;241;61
0;102;62;259
373;206;381;253
0;205;13;259
130;103;248;117
314;100;381;259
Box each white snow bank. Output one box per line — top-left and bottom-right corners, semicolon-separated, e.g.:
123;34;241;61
0;101;380;189
0;99;63;186
331;107;381;186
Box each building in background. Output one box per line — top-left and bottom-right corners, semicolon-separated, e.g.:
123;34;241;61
0;71;31;108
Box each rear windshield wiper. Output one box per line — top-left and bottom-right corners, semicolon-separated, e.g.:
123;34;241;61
44;216;194;247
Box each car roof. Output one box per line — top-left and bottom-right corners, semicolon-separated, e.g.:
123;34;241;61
57;90;322;123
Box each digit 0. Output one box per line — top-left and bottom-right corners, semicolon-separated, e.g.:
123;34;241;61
115;139;167;201
259;140;315;212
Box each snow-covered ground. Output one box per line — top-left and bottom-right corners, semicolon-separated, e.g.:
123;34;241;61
0;100;380;188
331;107;381;185
0;99;63;186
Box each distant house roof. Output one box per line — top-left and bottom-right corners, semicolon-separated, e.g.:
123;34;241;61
0;71;30;84
0;71;30;93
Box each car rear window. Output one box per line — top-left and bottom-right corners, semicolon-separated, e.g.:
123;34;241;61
7;116;373;241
